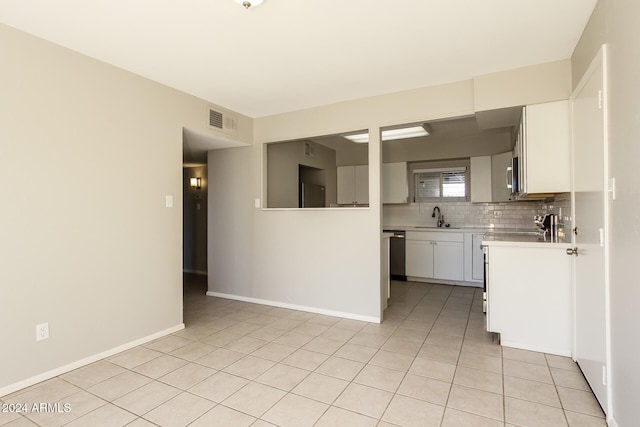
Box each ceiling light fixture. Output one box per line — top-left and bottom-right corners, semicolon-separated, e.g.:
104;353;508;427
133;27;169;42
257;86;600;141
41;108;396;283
382;126;430;141
342;132;370;144
235;0;264;9
343;125;430;143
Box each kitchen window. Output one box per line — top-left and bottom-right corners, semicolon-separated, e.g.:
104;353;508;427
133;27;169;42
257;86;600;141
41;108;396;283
413;167;467;202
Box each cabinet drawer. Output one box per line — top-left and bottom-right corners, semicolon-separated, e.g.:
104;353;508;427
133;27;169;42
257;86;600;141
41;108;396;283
406;231;463;242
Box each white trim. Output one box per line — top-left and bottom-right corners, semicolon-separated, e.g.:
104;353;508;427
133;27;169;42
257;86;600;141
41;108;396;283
601;44;613;423
570;44;612;418
600;44;615;424
0;323;184;397
406;277;483;288
608;415;620;427
206;291;381;324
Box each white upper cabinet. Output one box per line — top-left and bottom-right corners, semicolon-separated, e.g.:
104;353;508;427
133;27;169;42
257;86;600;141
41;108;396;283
518;100;571;195
337;165;369;205
382;162;408;204
470;156;492;203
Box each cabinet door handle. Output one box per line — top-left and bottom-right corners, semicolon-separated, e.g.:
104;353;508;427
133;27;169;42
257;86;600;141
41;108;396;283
506;166;513;189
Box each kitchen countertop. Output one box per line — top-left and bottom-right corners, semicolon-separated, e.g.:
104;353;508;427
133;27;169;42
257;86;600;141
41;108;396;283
384;225;489;232
383;225;569;246
482;232;569;247
384;225;541;234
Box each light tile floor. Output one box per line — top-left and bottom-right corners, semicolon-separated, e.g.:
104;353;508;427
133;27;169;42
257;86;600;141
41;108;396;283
1;275;607;427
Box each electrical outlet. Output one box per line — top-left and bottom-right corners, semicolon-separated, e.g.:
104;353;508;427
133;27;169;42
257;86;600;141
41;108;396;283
493;211;503;218
36;323;49;341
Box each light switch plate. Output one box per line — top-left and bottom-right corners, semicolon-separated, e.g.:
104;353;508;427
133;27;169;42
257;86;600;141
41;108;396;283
165;195;174;208
255;198;261;208
609;178;616;201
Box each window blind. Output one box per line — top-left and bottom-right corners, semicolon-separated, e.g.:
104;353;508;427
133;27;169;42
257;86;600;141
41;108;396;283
413;167;467;201
442;171;466;198
415;172;441;199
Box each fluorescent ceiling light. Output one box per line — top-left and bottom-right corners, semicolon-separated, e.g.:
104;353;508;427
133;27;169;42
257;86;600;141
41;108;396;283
342;133;370;143
343;126;429;143
382;126;429;141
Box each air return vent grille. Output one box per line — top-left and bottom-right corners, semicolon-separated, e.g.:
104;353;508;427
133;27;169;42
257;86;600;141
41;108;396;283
209;109;223;129
207;107;237;135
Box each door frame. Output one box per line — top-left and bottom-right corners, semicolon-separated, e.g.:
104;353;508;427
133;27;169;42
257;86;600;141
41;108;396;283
570;43;612;418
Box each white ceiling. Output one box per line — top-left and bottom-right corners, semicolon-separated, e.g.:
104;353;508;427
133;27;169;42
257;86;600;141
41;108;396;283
1;0;596;118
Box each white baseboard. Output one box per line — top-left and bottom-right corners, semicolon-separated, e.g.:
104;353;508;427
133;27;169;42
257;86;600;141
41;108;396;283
608;415;619;427
0;323;185;398
406;277;483;288
500;339;572;357
206;291;381;324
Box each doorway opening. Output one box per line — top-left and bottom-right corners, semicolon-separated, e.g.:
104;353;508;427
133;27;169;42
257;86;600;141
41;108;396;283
183;165;208;299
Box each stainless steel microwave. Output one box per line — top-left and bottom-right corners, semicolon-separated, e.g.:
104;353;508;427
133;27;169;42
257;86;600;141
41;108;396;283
507;156;519;194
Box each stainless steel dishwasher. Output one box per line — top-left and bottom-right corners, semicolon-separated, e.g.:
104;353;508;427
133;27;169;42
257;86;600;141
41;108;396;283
386;230;406;280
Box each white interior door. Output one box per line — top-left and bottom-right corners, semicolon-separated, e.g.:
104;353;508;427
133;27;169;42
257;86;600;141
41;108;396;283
571;45;609;412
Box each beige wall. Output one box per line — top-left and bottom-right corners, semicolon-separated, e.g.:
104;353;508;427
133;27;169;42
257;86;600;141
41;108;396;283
382;131;513;163
473;60;572;112
208;69;570;322
571;1;607;90
0;24;250;393
572;1;640;425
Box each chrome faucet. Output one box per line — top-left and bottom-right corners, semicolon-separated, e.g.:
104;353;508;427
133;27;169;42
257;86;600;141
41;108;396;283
432;206;444;228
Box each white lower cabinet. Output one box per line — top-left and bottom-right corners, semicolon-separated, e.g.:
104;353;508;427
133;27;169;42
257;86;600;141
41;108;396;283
463;232;485;283
433;241;464;281
485;243;572;356
471;234;485;281
406;240;434;278
406;231;463;281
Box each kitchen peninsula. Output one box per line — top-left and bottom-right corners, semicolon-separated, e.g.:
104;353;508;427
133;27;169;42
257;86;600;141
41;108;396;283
482;233;573;356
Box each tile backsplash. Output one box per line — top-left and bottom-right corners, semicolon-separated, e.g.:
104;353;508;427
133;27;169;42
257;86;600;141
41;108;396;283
383;193;571;231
